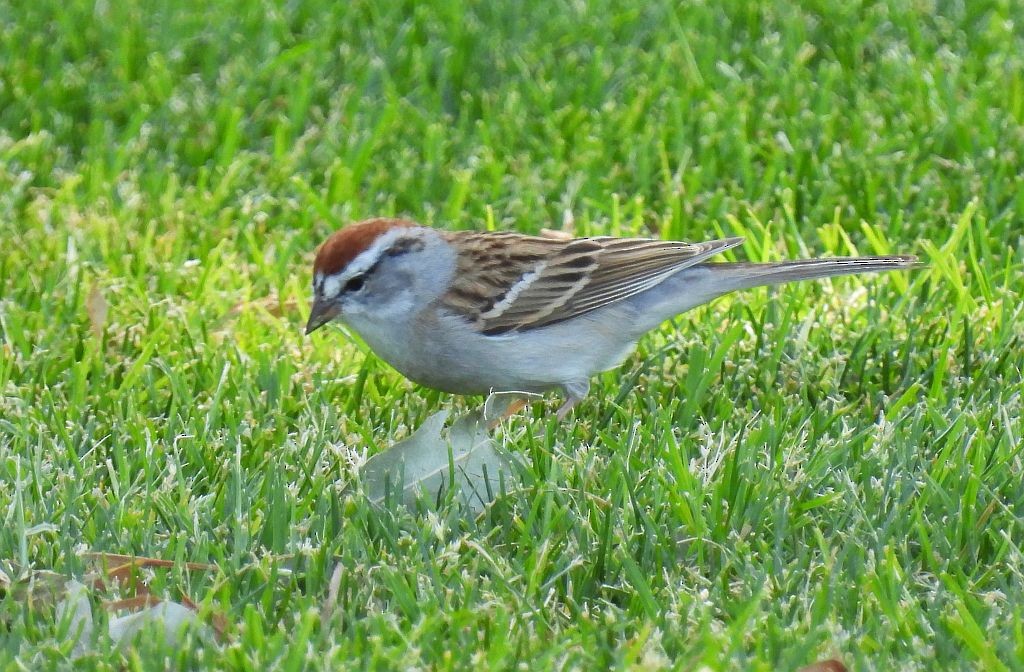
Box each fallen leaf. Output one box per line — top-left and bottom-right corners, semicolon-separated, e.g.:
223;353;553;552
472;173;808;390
108;601;209;648
55;580;93;659
82;552;214;591
7;556;225;656
358;393;526;514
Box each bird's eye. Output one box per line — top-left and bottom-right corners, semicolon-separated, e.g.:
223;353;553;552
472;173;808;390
345;275;366;292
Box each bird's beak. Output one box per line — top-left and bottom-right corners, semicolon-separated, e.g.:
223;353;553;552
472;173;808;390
305;300;341;335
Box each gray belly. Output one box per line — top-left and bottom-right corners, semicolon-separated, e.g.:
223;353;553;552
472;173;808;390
347;306;640;396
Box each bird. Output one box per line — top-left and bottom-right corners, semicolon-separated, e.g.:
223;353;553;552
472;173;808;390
305;218;920;419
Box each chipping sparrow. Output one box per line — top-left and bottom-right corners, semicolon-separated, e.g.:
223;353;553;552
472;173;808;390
305;218;920;418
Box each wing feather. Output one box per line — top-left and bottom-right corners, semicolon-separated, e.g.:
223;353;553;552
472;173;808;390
439;231;744;335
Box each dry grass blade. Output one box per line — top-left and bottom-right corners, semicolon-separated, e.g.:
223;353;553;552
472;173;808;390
85;282;107;338
320;563;345;628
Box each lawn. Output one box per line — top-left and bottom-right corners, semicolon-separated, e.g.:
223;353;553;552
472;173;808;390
2;0;1023;669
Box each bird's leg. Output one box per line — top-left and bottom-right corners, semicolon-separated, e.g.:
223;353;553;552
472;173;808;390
556;381;590;421
555;397;579;421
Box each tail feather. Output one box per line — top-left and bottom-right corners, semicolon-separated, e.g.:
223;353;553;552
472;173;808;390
704;255;922;291
623;253;921;336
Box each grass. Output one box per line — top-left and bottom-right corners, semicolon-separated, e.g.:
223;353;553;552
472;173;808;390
1;0;1022;668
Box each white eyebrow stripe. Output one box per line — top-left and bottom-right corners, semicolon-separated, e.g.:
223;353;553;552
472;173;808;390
479;260;548;319
322;274;342;299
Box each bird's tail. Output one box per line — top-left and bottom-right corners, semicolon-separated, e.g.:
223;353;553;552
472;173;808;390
704;255;922;291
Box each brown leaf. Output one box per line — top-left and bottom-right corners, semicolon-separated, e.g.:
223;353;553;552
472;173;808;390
82;552;215;573
178;592;228;638
82;553;215;592
9;559;225;654
79;552;227;639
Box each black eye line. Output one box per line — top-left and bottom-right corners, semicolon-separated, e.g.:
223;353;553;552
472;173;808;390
338;242;410;295
343;249;398;294
347;256;384;290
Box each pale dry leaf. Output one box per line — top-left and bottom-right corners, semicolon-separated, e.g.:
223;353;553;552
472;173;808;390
108;601;210;648
86;282;108;338
11;564;217;657
358;393;526;514
55;580;93;658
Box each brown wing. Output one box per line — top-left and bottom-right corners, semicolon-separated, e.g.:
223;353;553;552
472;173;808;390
440;231;744;335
